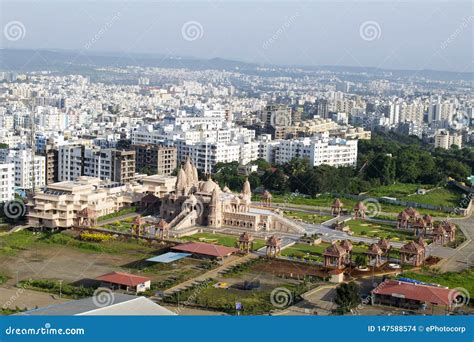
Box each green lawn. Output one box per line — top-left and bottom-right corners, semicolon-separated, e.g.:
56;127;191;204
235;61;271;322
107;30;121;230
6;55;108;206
283;211;333;224
346;219;414;242
401;187;464;208
164;279;315;315
255;193;453;217
366;183;433;198
97;206;138;222
281;242;371;263
0;230;159;256
400;269;474;296
183;233;265;251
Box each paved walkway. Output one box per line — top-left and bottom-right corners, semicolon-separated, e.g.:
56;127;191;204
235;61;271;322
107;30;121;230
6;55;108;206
438;213;474;272
96;212;139;227
162;253;258;296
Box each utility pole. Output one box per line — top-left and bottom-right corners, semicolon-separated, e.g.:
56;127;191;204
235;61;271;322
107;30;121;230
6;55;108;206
30;101;36;195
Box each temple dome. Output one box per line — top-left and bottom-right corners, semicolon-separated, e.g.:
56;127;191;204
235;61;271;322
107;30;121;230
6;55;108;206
200;177;219;193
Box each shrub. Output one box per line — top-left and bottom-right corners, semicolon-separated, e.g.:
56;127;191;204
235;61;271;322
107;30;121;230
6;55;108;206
79;232;114;243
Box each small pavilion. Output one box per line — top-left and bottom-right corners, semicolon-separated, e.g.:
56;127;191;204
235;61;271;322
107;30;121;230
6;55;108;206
155;219;169;239
73;207;98;228
353;201;366;219
323;241;347;269
260;190;273;207
131;216;144;237
441;221;456;243
331;198;343;216
265;235;281;257
377;238;392;259
366;243;384;267
400;240;426;267
238;232;254;253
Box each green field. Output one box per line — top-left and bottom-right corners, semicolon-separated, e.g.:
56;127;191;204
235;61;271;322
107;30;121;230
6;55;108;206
283;211;333;224
164;279;314;315
183;232;265;251
0;230;159;256
97;206;138;222
255;193;453;217
400;187;464;208
346;219;414;242
366;183;432;198
400;269;474;296
281;242;372;262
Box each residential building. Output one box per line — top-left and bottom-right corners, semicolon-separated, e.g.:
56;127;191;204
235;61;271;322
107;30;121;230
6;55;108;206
434;130;463;149
6;150;46;190
133;144;177;176
0;163;15;202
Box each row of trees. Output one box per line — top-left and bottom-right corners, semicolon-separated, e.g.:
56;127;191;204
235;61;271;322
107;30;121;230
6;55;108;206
212;132;472;196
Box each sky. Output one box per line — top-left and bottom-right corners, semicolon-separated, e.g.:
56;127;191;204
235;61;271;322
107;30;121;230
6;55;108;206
1;0;473;72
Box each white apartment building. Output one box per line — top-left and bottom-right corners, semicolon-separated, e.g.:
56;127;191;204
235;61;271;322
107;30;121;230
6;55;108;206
428;101;455;123
57;144;84;181
400;102;425;124
434;130;463;149
0;163;15;202
266;135;358;167
6;150;46;190
175;140;259;174
132;122;259;173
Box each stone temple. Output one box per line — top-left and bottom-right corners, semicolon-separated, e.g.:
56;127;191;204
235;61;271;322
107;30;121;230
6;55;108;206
159;158;303;235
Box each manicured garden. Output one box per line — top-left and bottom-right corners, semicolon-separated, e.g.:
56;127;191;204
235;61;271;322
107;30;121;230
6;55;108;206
283;210;333;224
183;232;266;251
163;278;315;315
345;219;414;242
281;242;374;263
97;206;138;222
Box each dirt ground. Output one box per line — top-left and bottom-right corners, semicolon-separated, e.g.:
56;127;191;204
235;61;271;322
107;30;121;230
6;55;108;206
0;286;71;311
0;240;209;287
252;259;328;279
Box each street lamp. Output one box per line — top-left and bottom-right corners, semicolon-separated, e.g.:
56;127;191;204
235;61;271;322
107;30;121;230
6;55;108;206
59;280;63;298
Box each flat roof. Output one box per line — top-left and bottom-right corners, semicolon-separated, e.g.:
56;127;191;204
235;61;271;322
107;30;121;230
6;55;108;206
172;241;239;258
96;272;151;287
147;252;191;263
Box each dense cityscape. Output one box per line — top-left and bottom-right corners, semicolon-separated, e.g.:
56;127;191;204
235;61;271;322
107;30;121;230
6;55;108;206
0;54;472;319
0;5;473;341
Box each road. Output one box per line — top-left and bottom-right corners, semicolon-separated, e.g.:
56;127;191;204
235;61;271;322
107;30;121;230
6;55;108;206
438;213;473;272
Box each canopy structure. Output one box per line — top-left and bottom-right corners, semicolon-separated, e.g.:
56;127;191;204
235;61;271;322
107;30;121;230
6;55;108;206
146;252;191;263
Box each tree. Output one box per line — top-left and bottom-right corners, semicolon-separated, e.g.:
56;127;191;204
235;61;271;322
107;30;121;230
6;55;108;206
354;254;367;267
261;168;289;193
334;281;361;314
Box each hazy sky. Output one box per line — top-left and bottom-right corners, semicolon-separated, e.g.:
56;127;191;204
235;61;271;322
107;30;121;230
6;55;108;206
1;0;473;72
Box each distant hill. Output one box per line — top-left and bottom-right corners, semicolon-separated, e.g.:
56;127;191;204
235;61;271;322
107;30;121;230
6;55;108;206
0;48;472;81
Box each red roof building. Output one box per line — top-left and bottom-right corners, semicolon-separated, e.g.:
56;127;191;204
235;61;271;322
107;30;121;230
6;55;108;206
371;280;459;310
96;272;151;293
172;241;239;259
